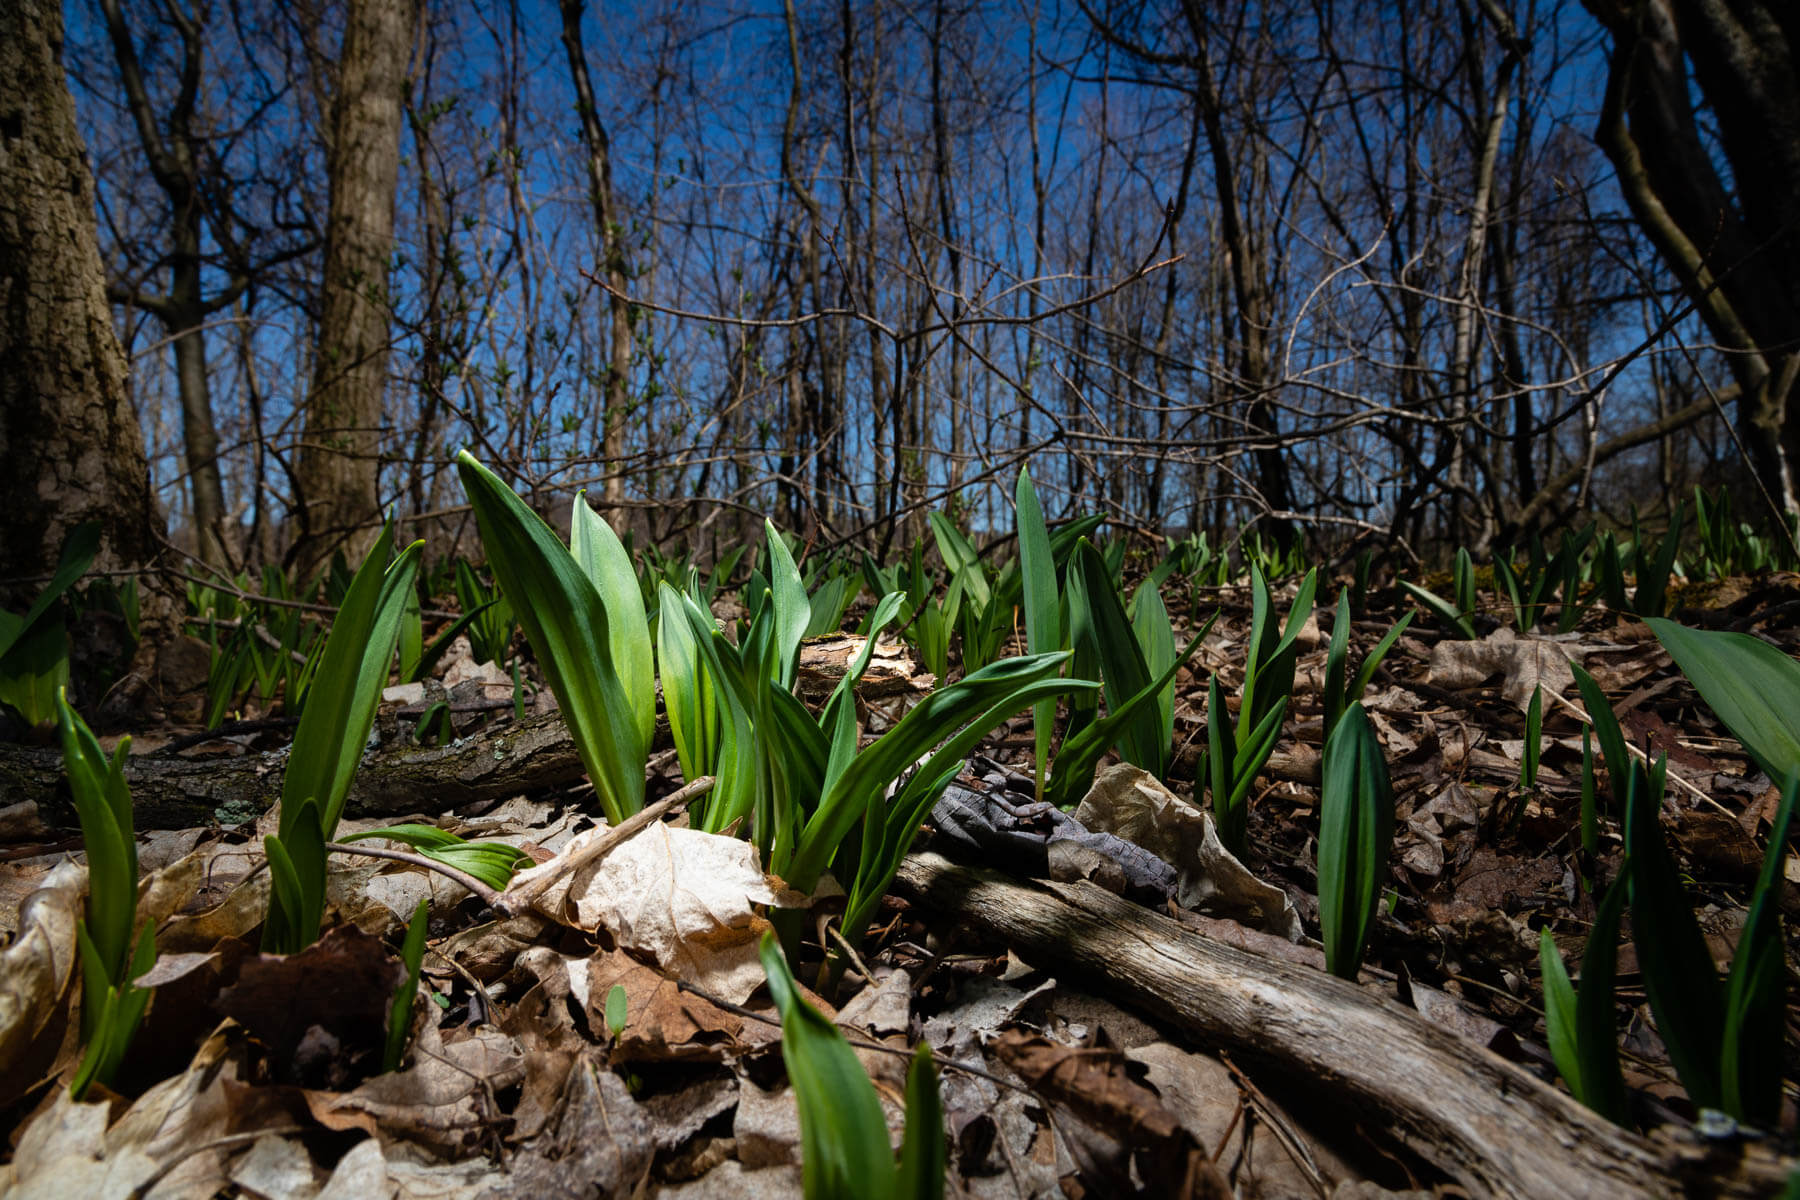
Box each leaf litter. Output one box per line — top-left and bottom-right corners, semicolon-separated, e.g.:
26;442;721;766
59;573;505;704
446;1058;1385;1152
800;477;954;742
1;572;1798;1196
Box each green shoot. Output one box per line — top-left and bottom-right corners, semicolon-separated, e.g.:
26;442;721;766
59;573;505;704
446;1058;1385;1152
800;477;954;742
1317;702;1394;979
382;899;429;1074
604;984;628;1041
1;523;99;727
263;523;423;953
759;933;945;1200
339;824;532;891
456;451;652;825
1539;864;1630;1126
58;690;155;1098
1017;465;1059;802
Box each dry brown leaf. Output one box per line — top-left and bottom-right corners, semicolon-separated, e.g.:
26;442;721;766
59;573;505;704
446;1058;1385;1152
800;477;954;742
1074;765;1301;941
228;1132;321;1198
584;948;749;1064
0;1088;161;1199
482;1053;654;1199
218;924;405;1087
991;1029;1207;1194
304;1023;525;1153
834;966;912;1038
159;861;388;954
1426;627;1578;710
0;861;82;1109
101;1029;299;1196
517;823;804;1004
315;1135;497;1199
1129;1041;1352;1196
1396;966;1517;1056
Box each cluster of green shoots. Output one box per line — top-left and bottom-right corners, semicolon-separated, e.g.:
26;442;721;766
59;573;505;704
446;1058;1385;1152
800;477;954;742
191;545;507;731
47;455;1798;1175
1541;622;1800;1129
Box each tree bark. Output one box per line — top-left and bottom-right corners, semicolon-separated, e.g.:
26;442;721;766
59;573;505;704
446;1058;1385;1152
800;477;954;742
0;0;165;621
1581;0;1800;516
294;0;416;577
95;0;233;571
560;0;632;522
0;710;585;833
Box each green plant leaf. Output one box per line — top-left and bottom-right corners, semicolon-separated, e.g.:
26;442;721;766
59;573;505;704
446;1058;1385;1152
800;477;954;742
383;898;429;1073
1070;540;1159;774
280;523;423;842
657;581;718;783
763;521;812;690
929;511;991;614
570;491;657;755
1016;469;1061;796
1132;578;1177;768
1324;591;1352;742
1722;775;1796;1125
410;599;496;682
1318;703;1394;979
1571;662;1632;816
1519;685;1543;791
1649;619;1800;791
1046;621;1211;811
759;932;897;1200
1348;611;1413;700
341;824;531;891
0;521;99;662
896;1043;947;1200
458;451;644;823
57;694;137;983
1635;500;1684;617
0;612;71;727
1400;580;1476;640
1540;927;1581;1100
605;983;629;1040
1625;761;1724;1111
1574;869;1631;1125
789;653;1082;893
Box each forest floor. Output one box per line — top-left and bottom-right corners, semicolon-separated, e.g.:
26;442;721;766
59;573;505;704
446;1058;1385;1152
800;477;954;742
2;572;1798;1198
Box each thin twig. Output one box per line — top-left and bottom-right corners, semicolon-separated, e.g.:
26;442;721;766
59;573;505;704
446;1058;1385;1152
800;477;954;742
326;840;503;907
674;977;1022;1091
1219;1051;1329;1200
1545;689;1735;817
495;775;715;917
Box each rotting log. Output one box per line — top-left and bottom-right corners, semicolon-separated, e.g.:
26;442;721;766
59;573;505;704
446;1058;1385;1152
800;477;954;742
0;711;585;832
893;850;1790;1199
0;637;925;835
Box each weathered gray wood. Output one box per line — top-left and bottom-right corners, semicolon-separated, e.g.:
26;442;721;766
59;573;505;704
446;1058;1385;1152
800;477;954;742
893;850;1789;1199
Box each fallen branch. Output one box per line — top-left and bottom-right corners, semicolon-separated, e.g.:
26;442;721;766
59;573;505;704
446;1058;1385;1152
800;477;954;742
496;775;715;918
892;851;1789;1198
0;711;587;832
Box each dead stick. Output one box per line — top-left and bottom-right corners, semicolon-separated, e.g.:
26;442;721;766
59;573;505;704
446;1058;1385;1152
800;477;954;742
496;776;715;917
893;850;1790;1198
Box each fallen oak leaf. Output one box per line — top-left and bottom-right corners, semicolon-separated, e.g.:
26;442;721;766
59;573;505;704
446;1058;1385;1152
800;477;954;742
1427;626;1579;710
992;1028;1211;1195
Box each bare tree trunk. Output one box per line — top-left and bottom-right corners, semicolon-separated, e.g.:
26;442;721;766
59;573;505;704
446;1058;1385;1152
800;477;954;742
0;0;174;711
1174;1;1295;546
294;0;416;576
95;0;232;571
560;0;632;521
1582;0;1800;517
